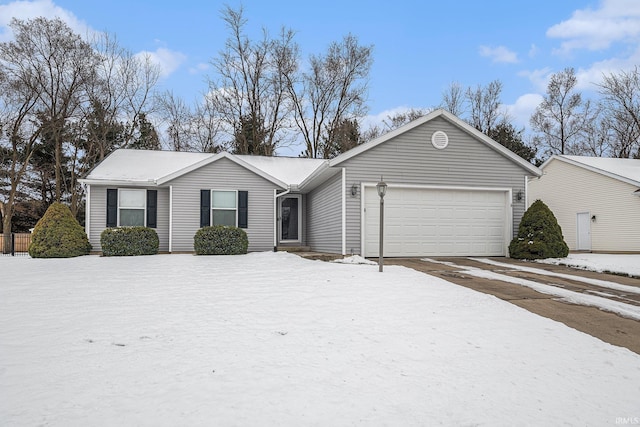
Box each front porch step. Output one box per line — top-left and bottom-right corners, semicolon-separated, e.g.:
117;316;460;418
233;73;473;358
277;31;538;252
276;246;311;252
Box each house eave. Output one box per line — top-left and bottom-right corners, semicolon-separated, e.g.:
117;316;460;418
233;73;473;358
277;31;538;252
78;178;158;187
329;108;542;177
543;155;640;188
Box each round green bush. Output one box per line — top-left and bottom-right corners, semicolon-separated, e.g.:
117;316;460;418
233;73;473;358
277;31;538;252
509;199;569;259
101;227;159;256
28;202;92;258
194;226;248;255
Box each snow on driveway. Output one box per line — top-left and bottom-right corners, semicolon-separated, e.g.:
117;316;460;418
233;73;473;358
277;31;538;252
538;253;640;277
1;252;639;426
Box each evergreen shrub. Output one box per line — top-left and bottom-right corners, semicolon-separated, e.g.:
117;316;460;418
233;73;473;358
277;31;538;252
509;199;569;259
101;227;159;256
194;226;248;255
28;202;92;258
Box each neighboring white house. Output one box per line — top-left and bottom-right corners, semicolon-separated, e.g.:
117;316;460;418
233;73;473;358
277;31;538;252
80;109;542;257
528;155;640;253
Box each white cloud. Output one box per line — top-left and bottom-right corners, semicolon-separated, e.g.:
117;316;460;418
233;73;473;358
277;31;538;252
478;45;518;63
0;0;91;42
547;0;640;54
518;67;552;93
528;44;539;58
136;48;187;79
504;94;544;128
189;62;210;75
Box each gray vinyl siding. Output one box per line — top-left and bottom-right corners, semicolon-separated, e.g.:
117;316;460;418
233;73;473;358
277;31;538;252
306;171;343;254
339;116;531;255
166;157;281;252
87;186;170;252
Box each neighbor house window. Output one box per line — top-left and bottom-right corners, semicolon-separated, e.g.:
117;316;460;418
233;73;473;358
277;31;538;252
212;190;237;227
119;189;146;226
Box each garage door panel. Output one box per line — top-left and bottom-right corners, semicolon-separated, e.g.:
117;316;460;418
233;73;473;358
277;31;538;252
364;187;507;257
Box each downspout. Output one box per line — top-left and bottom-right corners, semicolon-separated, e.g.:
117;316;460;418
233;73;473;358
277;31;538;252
169;185;173;253
341;168;346;256
83;183;90;239
273;186;291;251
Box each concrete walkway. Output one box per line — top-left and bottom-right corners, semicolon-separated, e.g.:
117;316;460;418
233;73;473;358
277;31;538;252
386;257;640;355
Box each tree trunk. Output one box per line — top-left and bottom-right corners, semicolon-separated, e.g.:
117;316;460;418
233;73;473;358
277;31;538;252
1;202;12;254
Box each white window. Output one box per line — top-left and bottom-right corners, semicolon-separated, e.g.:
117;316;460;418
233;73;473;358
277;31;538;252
212;190;237;227
119;189;146;226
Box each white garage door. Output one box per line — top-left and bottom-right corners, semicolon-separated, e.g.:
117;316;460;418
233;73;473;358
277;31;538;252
364;186;509;257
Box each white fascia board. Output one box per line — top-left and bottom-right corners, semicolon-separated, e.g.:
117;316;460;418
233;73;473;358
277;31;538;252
297;160;333;192
330;109;542;177
551;155;640;188
330;110;443;166
156;151;288;189
440;112;542;177
77;178;158;187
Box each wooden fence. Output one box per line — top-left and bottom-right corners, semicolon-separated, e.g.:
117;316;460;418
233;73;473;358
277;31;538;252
0;233;32;255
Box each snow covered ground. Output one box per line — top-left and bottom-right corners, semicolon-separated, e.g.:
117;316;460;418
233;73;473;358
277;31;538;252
537;253;640;277
2;252;640;426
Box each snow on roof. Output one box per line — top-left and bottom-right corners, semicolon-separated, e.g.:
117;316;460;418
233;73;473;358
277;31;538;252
84;149;212;183
83;149;327;186
559;155;640;186
235;155;326;185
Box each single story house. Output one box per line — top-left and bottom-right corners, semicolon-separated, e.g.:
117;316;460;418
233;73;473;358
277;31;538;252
79;109;541;257
528;155;640;253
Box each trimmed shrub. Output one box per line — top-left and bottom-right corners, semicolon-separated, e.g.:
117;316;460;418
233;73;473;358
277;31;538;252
194;226;248;255
509;199;569;259
28;202;91;258
100;227;159;256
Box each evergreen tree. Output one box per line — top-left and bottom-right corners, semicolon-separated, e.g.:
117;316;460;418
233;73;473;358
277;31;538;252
509;200;569;259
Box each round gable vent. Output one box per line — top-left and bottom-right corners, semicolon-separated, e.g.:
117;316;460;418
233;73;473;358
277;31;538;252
431;131;449;149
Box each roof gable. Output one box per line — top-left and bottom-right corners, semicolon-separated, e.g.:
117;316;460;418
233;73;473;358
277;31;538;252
542;155;640;187
80;149;327;189
330;109;541;176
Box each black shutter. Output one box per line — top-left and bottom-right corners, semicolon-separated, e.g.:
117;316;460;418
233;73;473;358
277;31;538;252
200;190;210;227
146;190;157;228
238;191;248;228
106;189;118;227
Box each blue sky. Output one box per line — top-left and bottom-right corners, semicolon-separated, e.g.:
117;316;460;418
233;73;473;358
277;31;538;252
1;0;640;153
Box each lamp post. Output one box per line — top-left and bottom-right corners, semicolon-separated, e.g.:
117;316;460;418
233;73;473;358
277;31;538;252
376;177;387;272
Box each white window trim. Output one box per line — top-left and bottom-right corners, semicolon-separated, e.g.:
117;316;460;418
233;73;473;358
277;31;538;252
118;188;147;227
211;189;238;227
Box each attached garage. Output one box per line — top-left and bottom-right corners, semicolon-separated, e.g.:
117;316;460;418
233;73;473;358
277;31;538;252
363;185;511;257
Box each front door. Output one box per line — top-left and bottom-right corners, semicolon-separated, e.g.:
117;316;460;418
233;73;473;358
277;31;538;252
576;212;591;251
279;196;301;243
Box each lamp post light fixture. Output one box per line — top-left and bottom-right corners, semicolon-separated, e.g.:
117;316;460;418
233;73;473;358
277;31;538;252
376;177;387;272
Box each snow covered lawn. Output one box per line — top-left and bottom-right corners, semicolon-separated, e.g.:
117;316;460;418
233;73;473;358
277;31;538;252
537;253;640;277
1;252;639;426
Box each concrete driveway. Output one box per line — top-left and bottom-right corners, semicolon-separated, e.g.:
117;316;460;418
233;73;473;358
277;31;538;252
386;257;640;355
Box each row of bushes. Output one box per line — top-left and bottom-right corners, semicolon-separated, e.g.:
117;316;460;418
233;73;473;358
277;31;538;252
29;199;568;259
28;203;249;258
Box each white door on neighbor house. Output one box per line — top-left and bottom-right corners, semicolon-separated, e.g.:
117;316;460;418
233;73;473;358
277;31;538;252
576;212;591;251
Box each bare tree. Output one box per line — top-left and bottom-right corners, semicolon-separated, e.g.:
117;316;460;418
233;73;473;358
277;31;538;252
192;95;224;153
2;18;98;203
597;66;640;158
530;67;591;157
441;81;466;116
466;79;504;134
0;62;41;251
207;5;298;155
288;34;373;158
156;90;194;151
